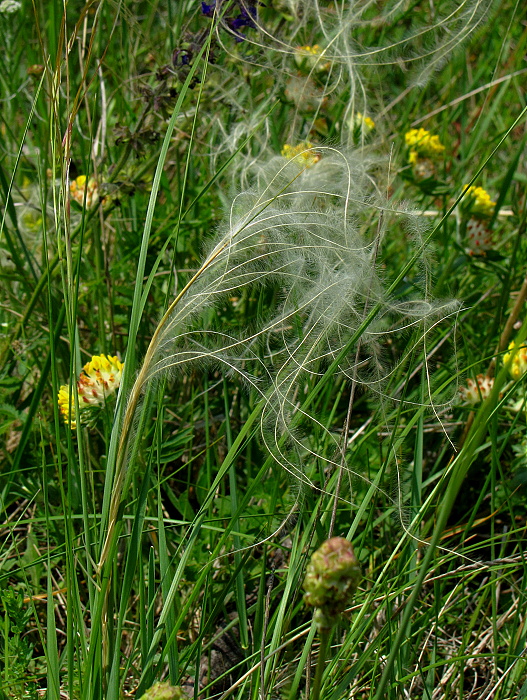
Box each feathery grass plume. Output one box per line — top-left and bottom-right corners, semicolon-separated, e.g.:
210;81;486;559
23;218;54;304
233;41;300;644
296;0;491;85
100;144;459;563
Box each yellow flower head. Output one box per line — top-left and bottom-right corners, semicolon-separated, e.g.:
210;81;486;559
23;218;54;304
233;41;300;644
281;141;321;167
503;341;527;381
404;128;445;158
70;175;99;209
461;185;496;220
458;374;494;405
361;115;375;132
351;112;375;134
297;44;322;56
58;354;124;429
408;149;418;165
294;44;330;73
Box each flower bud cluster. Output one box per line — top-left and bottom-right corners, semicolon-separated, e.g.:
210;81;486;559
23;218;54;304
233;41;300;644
303;537;361;631
138;681;188;700
404;128;445;187
460;185;496;255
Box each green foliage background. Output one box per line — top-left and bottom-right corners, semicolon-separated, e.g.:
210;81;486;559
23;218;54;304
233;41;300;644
0;0;527;698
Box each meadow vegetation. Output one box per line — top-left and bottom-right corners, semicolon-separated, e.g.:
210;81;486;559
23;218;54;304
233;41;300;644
1;0;527;698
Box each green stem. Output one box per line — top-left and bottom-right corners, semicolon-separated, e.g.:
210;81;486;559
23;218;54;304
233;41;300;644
433;247;457;296
311;627;330;700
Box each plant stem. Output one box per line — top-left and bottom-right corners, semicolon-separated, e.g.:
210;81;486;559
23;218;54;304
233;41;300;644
310;627;330;700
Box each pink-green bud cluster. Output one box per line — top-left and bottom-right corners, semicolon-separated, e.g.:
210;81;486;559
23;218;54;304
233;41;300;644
138;681;188;700
303;537;361;630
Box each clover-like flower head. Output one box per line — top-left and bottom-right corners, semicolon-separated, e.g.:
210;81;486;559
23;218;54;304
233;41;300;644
459;374;494;405
58;354;124;429
405;128;445;158
281;141;321;168
70;175;99;209
294;44;331;73
461;185;496;220
0;0;21;13
138;681;188;700
465;217;492;255
303;537;361;630
503;341;527;381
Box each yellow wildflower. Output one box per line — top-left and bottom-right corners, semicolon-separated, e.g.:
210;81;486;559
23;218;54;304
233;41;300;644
350;112;375;137
404;128;445;158
294;44;330;73
58;354;124;428
358;113;375;132
297;44;322;56
70;174;99;209
281;141;321;167
503;341;527;381
462;185;496;220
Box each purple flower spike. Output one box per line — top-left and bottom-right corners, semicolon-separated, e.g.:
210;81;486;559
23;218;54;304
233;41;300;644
201;1;216;16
